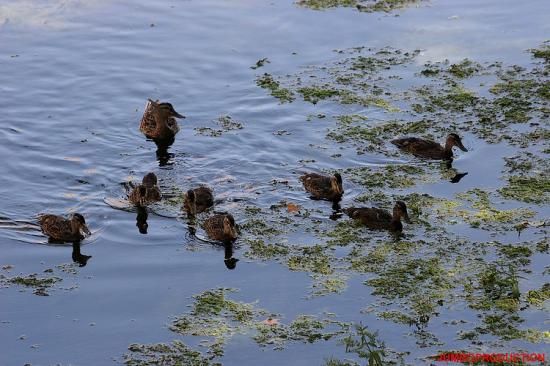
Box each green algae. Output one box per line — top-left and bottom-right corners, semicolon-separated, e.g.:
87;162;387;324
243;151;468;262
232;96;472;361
498;175;550;205
2;274;62;296
296;0;358;9
253;315;349;349
345;164;429;189
530;42;550;63
310;273;349;297
365;257;452;299
195;115;244;137
124;341;217;366
287;245;334;275
243;239;290;260
526;283;550;306
297;0;423;13
256;73;294;103
298;86;340;104
251;58;269;70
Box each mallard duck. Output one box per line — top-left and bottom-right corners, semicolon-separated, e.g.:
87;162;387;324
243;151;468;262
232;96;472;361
38;213;91;242
344;201;411;232
203;213;238;243
140;99;185;141
183;187;214;216
128;172;162;207
391;133;468;160
299;172;343;202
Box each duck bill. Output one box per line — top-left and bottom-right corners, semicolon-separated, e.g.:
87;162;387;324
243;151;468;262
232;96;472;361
82;225;91;236
173;111;185;119
403;213;412;224
457;141;468;152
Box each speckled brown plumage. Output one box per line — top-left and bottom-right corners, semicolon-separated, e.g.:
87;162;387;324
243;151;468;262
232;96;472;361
128;172;162;207
203;213;238;243
38;213;91;242
391;133;468;160
344;201;411;232
299;172;343;202
183;186;214;216
139;99;185;141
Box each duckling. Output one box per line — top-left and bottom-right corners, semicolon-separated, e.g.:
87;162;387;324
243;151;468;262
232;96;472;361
140;99;185;141
344;201;411;232
128;172;162;207
299;172;343;202
183;187;214;216
391;133;468;160
38;213;91;242
203;213;238;243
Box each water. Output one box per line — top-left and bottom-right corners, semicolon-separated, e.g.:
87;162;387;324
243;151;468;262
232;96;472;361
0;0;549;365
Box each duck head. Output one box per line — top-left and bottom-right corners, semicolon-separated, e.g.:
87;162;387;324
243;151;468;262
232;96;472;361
446;133;468;152
331;172;344;195
71;213;91;236
223;214;238;241
142;172;158;188
393;201;411;223
149;99;185;119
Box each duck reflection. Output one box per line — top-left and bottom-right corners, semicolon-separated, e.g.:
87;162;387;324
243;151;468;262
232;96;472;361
223;241;239;270
440;161;468;183
136;206;149;234
72;242;92;267
155;141;175;167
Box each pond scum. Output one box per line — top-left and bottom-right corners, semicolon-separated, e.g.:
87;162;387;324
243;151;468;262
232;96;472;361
118;42;550;365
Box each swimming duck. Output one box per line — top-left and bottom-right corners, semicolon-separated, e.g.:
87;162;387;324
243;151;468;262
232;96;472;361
203;213;238;243
344;201;411;232
299;172;343;202
128;172;162;207
140;99;185;142
183;186;214;216
38;213;91;242
391;133;468;160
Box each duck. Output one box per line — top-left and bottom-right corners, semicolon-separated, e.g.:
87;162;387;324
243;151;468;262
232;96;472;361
203;213;238;243
183;186;214;216
38;213;91;242
140;99;185;142
299;172;343;202
128;172;162;207
343;201;411;232
391;133;468;160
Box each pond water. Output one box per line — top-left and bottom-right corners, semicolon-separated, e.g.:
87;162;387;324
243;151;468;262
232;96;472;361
0;0;548;365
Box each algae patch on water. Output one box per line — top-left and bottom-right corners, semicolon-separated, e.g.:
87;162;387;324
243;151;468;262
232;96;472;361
296;0;424;13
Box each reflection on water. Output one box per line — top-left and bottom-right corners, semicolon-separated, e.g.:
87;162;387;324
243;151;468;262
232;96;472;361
72;241;92;267
135;206;148;234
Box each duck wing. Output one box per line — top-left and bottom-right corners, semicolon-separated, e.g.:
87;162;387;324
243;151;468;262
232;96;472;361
391;137;439;150
203;214;225;241
38;215;72;240
300;173;333;197
139;101;157;137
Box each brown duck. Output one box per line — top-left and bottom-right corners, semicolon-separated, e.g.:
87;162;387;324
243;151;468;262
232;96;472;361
38;213;91;242
391;133;468;160
128;172;162;207
183;186;214;216
299;172;343;202
203;213;238;243
140;99;185;141
344;201;411;232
